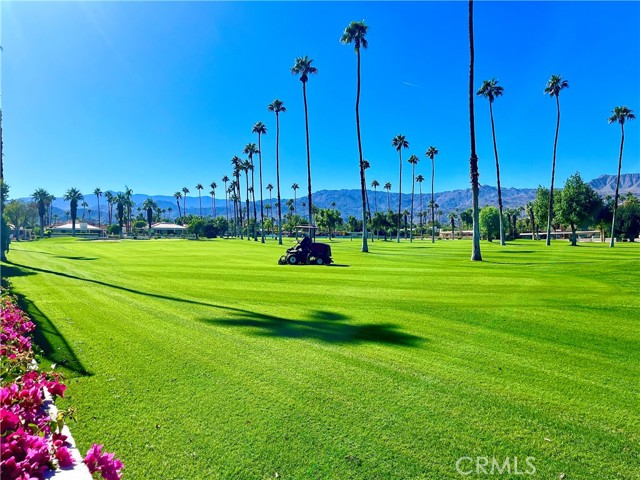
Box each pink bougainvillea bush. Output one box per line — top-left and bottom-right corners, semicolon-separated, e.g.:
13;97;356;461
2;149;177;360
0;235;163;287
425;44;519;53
1;290;124;479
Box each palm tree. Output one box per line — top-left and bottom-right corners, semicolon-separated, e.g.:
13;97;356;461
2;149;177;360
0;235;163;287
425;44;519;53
544;74;569;246
93;188;102;227
81;201;88;220
608;106;635;247
266;183;274;223
210;182;217;218
115;193;126;238
415;175;425;239
392;135;409;242
291;56;317;232
63;188;83;236
182;186;190;219
242;160;252;241
384;182;392;212
222;175;230;223
448;211;457;239
291;183;299;214
173;191;183;219
124;186;133;234
425;146;439;243
142;198;157;234
371;180;379;214
195;183;204;217
252;122;268;243
468;0;481;261
167;206;173;221
105;191;114;225
477;78;506;245
32;188;49;238
407;155;419;242
268;99;287;245
243;143;259;240
231;156;243;239
341;20;369;252
46;194;55;226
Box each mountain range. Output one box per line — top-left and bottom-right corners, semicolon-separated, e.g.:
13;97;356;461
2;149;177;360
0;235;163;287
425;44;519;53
31;173;640;221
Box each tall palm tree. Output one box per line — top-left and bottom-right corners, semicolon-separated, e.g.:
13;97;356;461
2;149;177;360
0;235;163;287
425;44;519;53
544;74;569;246
105;191;114;225
415;175;425;239
81;201;88;220
425;146;439;243
252;122;268;243
173;191;182;219
408;155;419;242
32;188;49;238
142;198;157;234
63;188;83;236
124;186;133;234
371;180;379;214
291;183;299;214
93;187;102;227
468;0;481;261
115;193;126;238
291;56;317;231
209;182;217;218
182;186;190;219
448;211;457;239
266;183;274;223
477;78;506;245
384;182;392;211
167;206;172;221
392;135;409;242
231;156;243;239
608;106;635;247
268;99;286;245
195;183;204;218
243;160;252;241
341;20;369;252
222;175;230;223
243;143;259;240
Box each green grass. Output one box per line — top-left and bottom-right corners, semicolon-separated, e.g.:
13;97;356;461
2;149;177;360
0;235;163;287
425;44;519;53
3;237;639;479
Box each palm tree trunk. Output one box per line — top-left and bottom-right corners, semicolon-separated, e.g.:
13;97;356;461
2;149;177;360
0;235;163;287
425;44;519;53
410;164;415;243
250;158;257;241
211;195;215;217
431;159;436;244
610;122;625;247
302;82;314;236
397;151;402;243
387;190;390;212
469;0;482;261
489;102;505;246
276;113;283;245
224;182;229;223
547;95;561;246
183;196;187;220
419;184;423;239
176;200;181;219
97;196;101;227
199;192;202;218
245;174;251;241
258;134;265;243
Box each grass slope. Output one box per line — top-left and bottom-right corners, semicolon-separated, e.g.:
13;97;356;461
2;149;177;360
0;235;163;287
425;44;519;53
3;237;639;479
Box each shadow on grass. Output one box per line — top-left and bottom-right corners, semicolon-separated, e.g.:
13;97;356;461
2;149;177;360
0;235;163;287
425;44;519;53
202;309;423;346
6;261;422;348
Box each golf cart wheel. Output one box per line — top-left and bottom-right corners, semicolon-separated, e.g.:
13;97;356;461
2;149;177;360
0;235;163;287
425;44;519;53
278;256;287;265
288;255;298;265
315;257;324;265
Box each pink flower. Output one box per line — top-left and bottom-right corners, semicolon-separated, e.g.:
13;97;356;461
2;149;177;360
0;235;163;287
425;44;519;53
0;407;21;433
84;444;124;480
55;446;75;468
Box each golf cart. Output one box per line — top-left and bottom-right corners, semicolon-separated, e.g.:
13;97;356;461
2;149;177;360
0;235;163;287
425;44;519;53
278;226;333;266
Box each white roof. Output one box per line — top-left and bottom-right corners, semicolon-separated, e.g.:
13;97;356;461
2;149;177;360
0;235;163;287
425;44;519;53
151;222;187;230
50;223;102;231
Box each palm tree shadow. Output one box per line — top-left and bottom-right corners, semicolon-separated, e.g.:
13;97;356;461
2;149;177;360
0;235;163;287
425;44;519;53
202;309;423;347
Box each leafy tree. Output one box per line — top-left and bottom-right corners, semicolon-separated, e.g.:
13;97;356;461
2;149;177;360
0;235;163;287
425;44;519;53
268;99;286;245
617;196;640;241
479;206;500;241
1;216;10;260
608;106;635;247
460;208;473;229
341;20;369;253
477;78;506;245
187;218;205;239
392;134;409;242
5;200;37;241
467;0;481;261
316;208;343;239
63;188;83;236
252;122;268;243
32;188;50;238
556;173;602;246
544;74;569;246
291;56;317;233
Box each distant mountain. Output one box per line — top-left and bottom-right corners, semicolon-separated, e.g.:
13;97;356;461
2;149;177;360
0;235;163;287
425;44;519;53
25;173;640;221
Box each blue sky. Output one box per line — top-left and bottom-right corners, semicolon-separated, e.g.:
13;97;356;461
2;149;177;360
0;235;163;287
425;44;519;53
3;1;639;200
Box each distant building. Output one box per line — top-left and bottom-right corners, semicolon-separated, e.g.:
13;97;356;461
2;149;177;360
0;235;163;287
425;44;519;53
150;222;187;236
50;222;104;237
